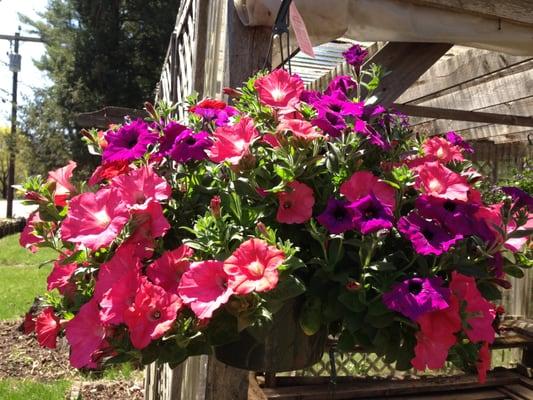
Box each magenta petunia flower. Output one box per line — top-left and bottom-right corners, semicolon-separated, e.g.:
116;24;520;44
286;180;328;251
124;280;182;349
311;111;347;137
111;166;171;210
501;186;533;211
47;257;77;296
398;212;462;256
349;193;394;234
316;198;356;234
314;92;364;118
382;277;450;321
169;130;212;163
445;131;474;154
208;117;259;166
276;181;315;224
178;260;233;320
158;121;189;156
48;160;77;206
254;69;304;109
324;75;357;96
342;44;369;69
102;120;158;162
66;300;107;368
340;171;396;210
415;161;470;201
190;98;238;126
35;307;60;349
146;245;194;293
224;238;285;294
415;195;476;237
60;188;130;251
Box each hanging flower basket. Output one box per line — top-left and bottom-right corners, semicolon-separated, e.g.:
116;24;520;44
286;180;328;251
17;45;532;382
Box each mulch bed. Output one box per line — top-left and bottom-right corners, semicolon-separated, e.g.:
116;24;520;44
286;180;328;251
0;319;143;399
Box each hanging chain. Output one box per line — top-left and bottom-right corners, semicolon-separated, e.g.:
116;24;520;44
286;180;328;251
263;0;293;73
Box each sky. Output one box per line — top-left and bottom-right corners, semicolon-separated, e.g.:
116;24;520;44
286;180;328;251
0;0;48;127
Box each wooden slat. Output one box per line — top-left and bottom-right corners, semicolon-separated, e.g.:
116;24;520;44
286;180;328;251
500;383;533;400
386;389;510;400
362;42;452;106
75;106;148;128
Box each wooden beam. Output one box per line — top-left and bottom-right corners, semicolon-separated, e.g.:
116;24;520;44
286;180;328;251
75;106;148;129
406;0;533;27
362;42;452;106
393;103;533;128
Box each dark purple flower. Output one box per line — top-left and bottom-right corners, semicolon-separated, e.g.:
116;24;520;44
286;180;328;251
325;75;357;96
489;252;505;279
445;131;474;154
300;90;322;104
169;130;212;163
501;187;533;211
317;198;356;234
102;120;158;162
398;212;462;256
190;99;238;126
314;92;363;118
415;195;476;236
342;44;369;69
349;193;394;234
159;121;189;156
312;112;346;137
354;120;391;150
382;277;450;321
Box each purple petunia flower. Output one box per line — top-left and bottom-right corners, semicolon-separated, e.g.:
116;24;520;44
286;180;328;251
342;44;369;70
489;252;505;279
190;99;237;127
415;195;476;236
317;198;356;234
354;120;391;150
397;212;462;256
102;119;158;162
445;131;474;154
314;92;364;118
501;187;533;211
382;277;450;321
349;193;394;234
324;75;357;96
300;89;322;104
169;130;212;163
158;121;189;156
312;111;347;137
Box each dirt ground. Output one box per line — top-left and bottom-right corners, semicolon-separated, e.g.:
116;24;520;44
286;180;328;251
0;319;143;399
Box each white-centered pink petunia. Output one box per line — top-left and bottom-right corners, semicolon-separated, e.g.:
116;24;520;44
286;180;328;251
340;171;396;210
124;280;182;349
422;136;464;164
48;160;77;206
208;117;259;166
178;260;233;320
415;161;470;201
60;188;130;250
254;69;304;109
277;118;323;141
147;245;194;293
65;300;107;368
111;166;171;210
224;238;285;295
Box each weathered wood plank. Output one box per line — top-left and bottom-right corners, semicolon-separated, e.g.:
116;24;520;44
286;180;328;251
362;42;452;106
75;106;148;128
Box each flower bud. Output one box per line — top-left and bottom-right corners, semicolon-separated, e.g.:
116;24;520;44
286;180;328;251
345;280;362;292
210;195;221;218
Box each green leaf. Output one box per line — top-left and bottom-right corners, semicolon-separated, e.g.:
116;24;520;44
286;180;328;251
338;290;365;312
262;275;306;304
477;281;502;301
337;330;355;352
507;228;533;239
299;297;322;336
504;265;525;278
365;312;395;328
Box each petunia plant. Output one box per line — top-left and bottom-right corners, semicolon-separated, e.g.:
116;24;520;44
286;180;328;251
19;45;531;381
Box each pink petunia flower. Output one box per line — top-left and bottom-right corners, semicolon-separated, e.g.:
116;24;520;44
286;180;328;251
48;160;77;206
35;307;60;349
476;342;491;383
111;166;171;210
340;171;396;210
224;238;285;294
88;160;131;186
146;245;194;293
208;117;259;166
254;69;304;110
415;161;470;201
178;260;233;320
19;211;44;253
99;270;143;325
276;181;315;224
130;200;171;239
422;136;464;163
277;119;322;141
60;188;130;250
66;300;107;368
124;280;182;349
47;257;77;297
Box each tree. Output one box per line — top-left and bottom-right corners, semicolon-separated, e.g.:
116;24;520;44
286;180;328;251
20;0;180;177
0;127;35;198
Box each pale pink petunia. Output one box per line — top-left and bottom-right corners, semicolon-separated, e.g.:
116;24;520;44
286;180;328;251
66;300;107;368
48;160;77;206
47;257;77;296
415;161;470;201
277;119;322;141
60;188;130;250
208;117;259;166
276;181;315;224
224;238;284;294
19;211;44;253
124;280;182;349
422;136;464;163
340;171;396;210
111;166;171;210
254;69;304;109
178;260;233;320
146;245;194;293
35;307;60;349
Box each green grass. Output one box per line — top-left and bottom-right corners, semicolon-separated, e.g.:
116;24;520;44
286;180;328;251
0;234;56;320
0;379;70;400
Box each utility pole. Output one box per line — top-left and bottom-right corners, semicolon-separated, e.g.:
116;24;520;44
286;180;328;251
1;30;44;218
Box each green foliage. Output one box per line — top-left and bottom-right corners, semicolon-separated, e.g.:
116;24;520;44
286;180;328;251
0;127;35;198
